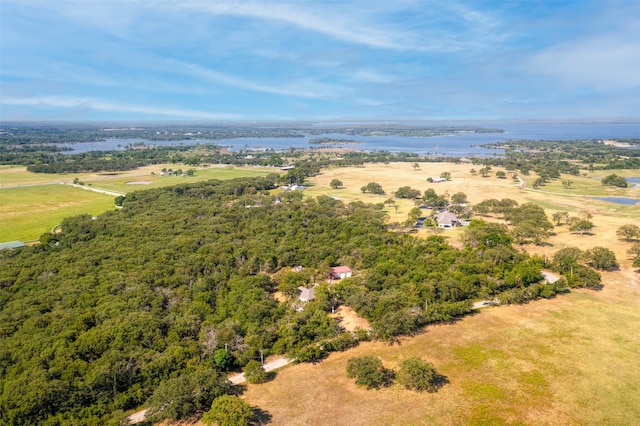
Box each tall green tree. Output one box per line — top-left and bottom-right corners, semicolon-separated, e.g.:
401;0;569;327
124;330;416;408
617;224;640;242
585;247;619;271
330;178;343;189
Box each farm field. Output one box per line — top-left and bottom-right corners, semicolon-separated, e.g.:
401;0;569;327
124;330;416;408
0;164;277;242
0;184;116;242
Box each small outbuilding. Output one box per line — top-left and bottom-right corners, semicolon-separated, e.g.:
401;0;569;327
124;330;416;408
331;266;352;280
298;285;316;303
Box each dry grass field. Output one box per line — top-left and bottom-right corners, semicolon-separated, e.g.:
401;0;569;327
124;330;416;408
235;162;640;425
305;162;640;267
241;274;640;425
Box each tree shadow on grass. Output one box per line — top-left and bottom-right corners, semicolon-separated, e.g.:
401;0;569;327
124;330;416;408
265;370;277;382
250;406;273;425
233;383;247;395
426;373;450;393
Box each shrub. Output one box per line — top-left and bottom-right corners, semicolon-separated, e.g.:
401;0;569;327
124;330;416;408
346;356;388;389
243;360;267;384
397;357;446;392
202;395;253;426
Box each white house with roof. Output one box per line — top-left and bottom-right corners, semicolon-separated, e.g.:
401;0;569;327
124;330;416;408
435;211;461;228
330;266;352;280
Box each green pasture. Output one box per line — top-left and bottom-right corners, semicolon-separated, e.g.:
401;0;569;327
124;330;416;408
86;166;276;192
0;185;116;242
533;170;640;197
0;165;88;187
0;165;279;242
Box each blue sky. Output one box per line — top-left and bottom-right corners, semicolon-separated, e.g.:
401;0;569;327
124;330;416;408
1;0;639;121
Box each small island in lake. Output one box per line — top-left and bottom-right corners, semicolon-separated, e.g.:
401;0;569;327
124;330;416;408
308;137;362;145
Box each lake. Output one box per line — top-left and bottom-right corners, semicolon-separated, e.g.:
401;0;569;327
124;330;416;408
591;197;640;205
59;120;640;156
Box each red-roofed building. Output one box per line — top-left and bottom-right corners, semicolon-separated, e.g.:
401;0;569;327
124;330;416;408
331;266;352;280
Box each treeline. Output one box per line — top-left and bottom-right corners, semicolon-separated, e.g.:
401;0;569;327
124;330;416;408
2;176;572;424
480;139;640;171
7;142;464;174
21;145;218;173
0;122;305;145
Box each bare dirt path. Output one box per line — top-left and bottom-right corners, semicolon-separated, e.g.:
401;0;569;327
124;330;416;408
62;182;125;197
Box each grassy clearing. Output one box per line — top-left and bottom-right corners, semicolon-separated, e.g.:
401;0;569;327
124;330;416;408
0;185;116;241
0;164;278;241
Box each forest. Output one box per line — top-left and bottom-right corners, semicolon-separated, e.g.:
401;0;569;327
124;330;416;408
0;175;577;425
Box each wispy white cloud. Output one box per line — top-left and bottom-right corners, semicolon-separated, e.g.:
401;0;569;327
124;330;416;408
176;1;412;50
527;33;640;90
178;62;344;99
1;96;242;120
172;0;497;53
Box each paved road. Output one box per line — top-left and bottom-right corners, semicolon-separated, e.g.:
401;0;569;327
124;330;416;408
127;357;292;424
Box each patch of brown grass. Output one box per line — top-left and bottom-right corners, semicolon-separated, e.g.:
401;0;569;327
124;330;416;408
331;305;371;332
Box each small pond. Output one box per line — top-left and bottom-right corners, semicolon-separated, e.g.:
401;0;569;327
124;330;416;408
590;197;640;205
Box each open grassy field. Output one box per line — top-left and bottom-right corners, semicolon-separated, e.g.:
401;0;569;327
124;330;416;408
0;164;277;242
0;184;116;242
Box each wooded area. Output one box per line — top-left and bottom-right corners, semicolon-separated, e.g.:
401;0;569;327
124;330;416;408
0;175;572;424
